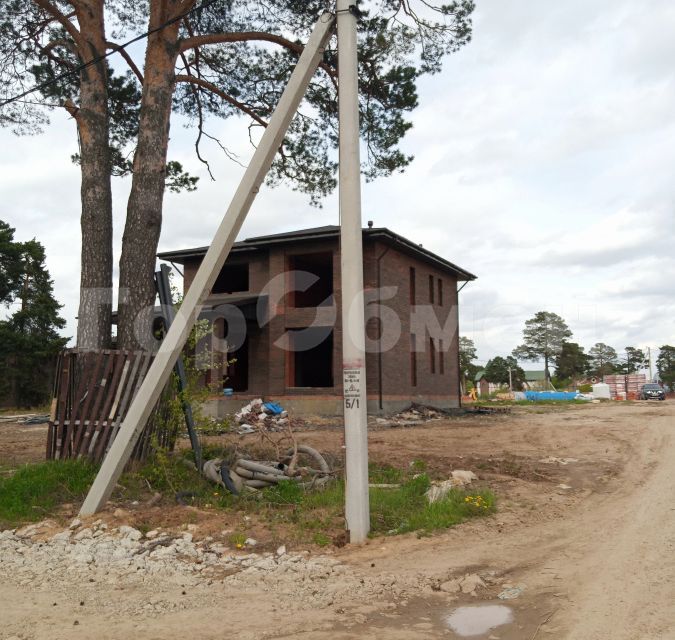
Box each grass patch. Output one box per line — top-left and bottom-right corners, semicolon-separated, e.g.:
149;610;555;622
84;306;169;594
369;474;495;535
253;469;495;540
0;459;98;528
0;449;495;546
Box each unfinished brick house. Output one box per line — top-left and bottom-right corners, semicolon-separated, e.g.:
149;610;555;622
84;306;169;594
158;225;475;415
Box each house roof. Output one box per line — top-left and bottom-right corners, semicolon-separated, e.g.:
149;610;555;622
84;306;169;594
523;370;546;381
158;225;476;281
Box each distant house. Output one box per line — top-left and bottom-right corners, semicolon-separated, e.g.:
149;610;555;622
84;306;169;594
522;370;547;390
159;225;476;415
474;370;499;397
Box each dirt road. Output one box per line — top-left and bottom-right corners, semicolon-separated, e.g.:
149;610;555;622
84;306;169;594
1;402;673;639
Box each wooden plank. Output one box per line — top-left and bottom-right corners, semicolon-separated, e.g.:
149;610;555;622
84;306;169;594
128;353;155;461
70;351;105;457
73;352;113;457
90;352;130;460
65;351;104;459
100;352;128;424
108;355;132;422
77;352;115;457
46;352;63;460
97;352;144;461
53;352;73;460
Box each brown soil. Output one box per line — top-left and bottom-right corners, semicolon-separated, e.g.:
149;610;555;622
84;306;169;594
1;401;674;639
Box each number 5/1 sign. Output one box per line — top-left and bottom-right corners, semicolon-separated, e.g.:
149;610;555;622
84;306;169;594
343;368;362;411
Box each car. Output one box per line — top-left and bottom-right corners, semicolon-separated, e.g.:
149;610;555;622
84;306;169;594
639;383;666;401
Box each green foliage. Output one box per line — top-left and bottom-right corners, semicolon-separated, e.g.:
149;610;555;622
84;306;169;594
165;160;199;193
555;341;590;381
578;383;593;392
0;220;24;303
513;311;572;381
588;342;618;378
1;0;475;204
616;346;649;374
459;336;480;391
656;345;675;389
259;467;495;538
484;356;525;389
0;460;97;527
312;532;331;547
369;474;495;535
0;221;68;406
368;462;404;484
0;452;495;544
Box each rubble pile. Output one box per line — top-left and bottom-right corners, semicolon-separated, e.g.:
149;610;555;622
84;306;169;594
373;404;444;428
0;520;439;615
233;399;304;435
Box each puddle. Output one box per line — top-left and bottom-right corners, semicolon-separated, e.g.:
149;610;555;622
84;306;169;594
445;604;514;637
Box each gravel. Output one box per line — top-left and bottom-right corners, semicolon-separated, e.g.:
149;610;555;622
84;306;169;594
0;519;438;616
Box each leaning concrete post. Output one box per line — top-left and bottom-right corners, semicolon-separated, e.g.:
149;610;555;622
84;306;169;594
80;12;336;515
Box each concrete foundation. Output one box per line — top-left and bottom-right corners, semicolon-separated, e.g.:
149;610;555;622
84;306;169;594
203;393;460;418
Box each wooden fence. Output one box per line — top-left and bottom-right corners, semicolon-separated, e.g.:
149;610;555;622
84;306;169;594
47;349;177;463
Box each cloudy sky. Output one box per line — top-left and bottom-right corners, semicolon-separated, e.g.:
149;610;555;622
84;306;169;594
1;0;674;371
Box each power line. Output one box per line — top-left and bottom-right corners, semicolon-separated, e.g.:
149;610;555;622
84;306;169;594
0;0;221;108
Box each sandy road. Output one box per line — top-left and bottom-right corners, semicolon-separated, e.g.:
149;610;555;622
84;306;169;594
559;406;675;639
337;402;675;639
1;402;673;639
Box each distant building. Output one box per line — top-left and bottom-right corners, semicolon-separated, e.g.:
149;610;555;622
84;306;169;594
522;370;547;390
474;370;498;397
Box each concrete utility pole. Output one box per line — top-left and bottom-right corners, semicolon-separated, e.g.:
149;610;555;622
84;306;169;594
80;12;336;516
337;0;370;543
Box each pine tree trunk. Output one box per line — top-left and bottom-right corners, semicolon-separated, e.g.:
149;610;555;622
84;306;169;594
75;1;113;351
117;7;183;350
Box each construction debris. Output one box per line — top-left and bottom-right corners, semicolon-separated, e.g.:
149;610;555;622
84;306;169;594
202;445;331;494
0;414;49;425
425;470;478;503
372;404;445;428
539;456;578;465
233;398;304;434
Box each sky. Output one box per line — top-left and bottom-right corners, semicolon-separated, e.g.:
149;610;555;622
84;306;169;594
1;0;674;371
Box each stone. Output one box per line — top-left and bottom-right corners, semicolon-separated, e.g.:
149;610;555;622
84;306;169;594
51;531;71;542
440;579;461;593
460;574;485;594
276;545;286;556
119;526;142;541
69;518;82;530
74;528;93;540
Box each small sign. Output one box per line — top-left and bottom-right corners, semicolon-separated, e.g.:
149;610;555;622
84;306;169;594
343;368;362;409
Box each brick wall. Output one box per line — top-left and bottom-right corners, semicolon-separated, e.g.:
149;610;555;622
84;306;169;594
178;235;462;412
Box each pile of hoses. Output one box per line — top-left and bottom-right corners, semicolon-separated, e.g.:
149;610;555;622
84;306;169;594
202;445;331;495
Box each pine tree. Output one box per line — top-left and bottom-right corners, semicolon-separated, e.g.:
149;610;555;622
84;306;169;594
588;343;618;378
0;221;68;407
512;311;572;384
1;0;475;351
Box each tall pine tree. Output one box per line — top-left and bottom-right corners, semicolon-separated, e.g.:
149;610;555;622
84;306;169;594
0;221;68;407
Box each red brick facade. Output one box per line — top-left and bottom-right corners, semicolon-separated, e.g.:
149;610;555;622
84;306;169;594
161;227;474;415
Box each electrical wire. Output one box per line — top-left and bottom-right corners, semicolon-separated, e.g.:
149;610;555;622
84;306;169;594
0;0;221;108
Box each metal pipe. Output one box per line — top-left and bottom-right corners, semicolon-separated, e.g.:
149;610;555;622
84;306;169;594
156;264;202;470
337;0;370;543
79;12;337;516
376;245;391;411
